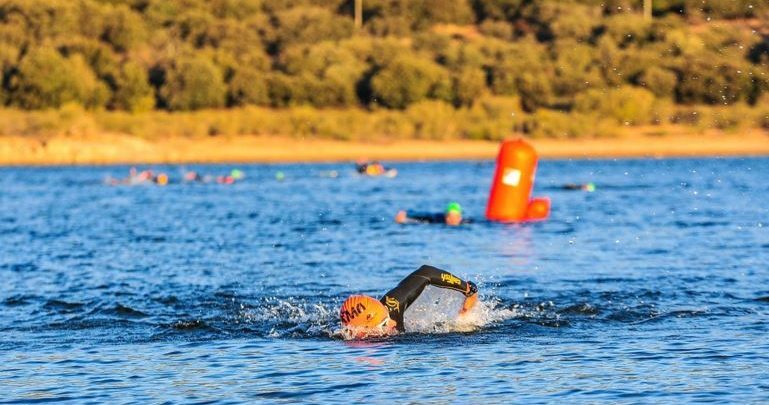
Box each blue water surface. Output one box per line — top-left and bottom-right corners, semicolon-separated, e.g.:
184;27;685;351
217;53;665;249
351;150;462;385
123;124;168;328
1;158;768;403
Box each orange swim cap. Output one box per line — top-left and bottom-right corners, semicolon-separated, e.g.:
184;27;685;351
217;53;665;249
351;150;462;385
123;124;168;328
339;295;389;328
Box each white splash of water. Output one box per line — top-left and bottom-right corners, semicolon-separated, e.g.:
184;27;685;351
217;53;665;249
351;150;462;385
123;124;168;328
238;291;519;340
404;287;519;334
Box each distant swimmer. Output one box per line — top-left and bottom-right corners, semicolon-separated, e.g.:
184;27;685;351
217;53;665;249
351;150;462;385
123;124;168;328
340;265;478;339
108;167;166;186
355;160;397;178
562;182;596;192
216;169;245;184
395;202;467;226
184;169;244;184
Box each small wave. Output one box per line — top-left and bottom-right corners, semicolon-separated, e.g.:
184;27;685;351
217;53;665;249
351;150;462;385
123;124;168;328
3;295;35;307
6;263;39;272
170;319;214;331
673;220;729;228
105;303;148;318
558;303;600;316
43;299;85;312
629;307;709;325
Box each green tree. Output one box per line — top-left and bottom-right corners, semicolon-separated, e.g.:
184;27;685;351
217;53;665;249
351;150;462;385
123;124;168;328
517;71;553;111
453;67;486;106
639;66;677;99
228;67;270;106
160;55;227;110
370;55;450;109
273;6;354;51
574;86;656;125
102;4;147;51
548;4;596;41
471;0;526;21
10;47;108;109
675;58;753;105
112;61;155;112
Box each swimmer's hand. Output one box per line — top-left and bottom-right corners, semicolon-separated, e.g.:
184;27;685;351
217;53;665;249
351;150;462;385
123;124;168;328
459;281;478;315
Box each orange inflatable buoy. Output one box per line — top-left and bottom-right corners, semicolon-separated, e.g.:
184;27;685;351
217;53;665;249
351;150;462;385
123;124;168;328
526;197;550;221
486;139;550;222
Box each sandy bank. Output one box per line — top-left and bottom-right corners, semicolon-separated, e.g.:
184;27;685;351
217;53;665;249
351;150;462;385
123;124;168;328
1;129;768;166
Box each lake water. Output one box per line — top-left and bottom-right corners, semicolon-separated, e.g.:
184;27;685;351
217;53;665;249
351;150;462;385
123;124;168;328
1;158;768;402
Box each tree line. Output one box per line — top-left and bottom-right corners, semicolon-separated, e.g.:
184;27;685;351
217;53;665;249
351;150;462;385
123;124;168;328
0;0;767;125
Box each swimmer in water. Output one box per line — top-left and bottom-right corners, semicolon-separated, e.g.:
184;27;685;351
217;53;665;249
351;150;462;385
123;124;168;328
339;265;478;339
395;202;466;226
562;182;596;192
355;160;397;177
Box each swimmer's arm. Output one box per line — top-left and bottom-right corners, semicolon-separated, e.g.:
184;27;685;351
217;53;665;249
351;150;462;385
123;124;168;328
382;265;477;330
395;211;445;224
413;264;478;315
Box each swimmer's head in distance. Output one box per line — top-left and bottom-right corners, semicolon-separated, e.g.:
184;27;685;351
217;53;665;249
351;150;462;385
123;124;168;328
445;201;462;215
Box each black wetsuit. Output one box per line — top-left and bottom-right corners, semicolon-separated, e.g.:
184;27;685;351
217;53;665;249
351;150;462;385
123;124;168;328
402;212;471;225
381;265;477;332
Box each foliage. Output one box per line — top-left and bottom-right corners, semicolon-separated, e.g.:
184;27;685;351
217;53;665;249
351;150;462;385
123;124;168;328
0;0;765;138
370;55;450;109
159;55;227;110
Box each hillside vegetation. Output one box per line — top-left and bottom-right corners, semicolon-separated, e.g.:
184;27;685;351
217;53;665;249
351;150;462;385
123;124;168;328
1;0;768;140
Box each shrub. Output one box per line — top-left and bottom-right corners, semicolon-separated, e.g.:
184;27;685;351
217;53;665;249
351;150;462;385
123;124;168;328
523;109;589;139
370;55;450;109
601;13;651;48
112;61;155;112
102;4;147;51
453;67;487;106
273;6;353;50
10;47;109;109
574;86;656;125
639;66;678;99
547;4;597;41
225;68;269;107
478;20;514;40
406;100;458;139
160;55;227;110
675;58;753;105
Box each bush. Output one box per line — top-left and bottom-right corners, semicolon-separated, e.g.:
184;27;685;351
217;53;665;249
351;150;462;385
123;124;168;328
574;86;656;125
675;58;753;105
551;40;603;98
273;6;354;50
406;100;458;139
547;4;596;41
683;0;765;19
453;67;487;106
517;72;554;112
10;47;109;109
112;61;155;112
370;55;450;109
639;66;678;99
523;110;590;139
478;20;513;40
102;4;147;51
227;67;270;107
601;13;651;48
159;55;227;110
471;0;526;21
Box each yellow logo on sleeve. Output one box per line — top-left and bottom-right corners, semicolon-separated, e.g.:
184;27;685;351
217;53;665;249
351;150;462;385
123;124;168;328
441;273;461;286
384;296;400;312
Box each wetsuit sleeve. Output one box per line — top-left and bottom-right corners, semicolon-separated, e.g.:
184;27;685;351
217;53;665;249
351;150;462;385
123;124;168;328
405;212;446;224
381;265;476;331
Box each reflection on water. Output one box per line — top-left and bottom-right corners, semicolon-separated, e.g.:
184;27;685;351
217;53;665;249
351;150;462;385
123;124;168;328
1;158;768;401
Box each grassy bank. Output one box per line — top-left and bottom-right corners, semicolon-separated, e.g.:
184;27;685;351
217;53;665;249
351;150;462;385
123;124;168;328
2;101;769;142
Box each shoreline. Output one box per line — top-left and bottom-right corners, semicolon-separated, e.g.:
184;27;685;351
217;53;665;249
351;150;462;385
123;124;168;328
1;130;768;166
